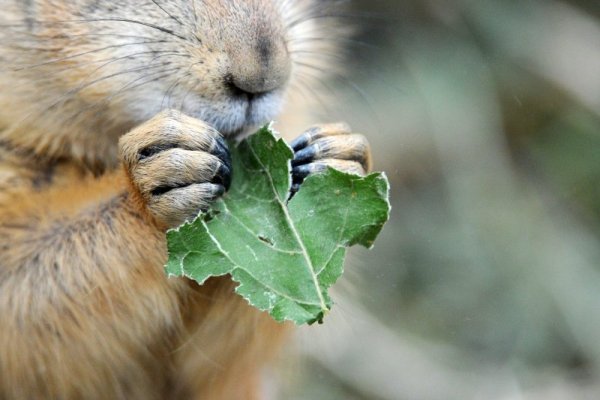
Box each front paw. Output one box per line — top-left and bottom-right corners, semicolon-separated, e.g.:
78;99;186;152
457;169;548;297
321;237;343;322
290;123;371;193
119;110;231;229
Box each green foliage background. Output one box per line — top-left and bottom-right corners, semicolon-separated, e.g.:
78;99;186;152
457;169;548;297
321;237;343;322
280;0;600;399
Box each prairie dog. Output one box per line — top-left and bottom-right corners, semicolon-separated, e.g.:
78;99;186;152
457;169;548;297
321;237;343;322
0;1;371;399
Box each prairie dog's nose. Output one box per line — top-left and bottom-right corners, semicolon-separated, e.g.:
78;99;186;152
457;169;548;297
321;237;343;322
227;36;291;96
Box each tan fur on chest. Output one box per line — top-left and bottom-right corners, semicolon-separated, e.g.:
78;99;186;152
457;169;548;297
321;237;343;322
0;161;291;399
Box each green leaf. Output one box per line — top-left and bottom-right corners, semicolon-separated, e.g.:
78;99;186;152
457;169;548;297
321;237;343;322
165;125;391;325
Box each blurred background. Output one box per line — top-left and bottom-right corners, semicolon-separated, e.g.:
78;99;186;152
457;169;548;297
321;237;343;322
280;0;600;399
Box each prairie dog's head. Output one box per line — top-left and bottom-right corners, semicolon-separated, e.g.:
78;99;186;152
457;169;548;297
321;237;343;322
0;0;344;164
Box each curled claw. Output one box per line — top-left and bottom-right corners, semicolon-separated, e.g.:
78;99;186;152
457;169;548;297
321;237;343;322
289;123;371;197
214;162;232;190
119;110;233;228
290;123;351;151
212;135;233;185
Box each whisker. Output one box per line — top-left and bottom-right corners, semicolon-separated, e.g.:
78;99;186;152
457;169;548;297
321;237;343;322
288;10;395;31
2;30;161;43
178;72;198;110
37;63;170;119
162;71;186;109
295;62;383;133
106;66;183;105
64;67;183;122
291;73;338;119
150;0;185;26
11;40;171;71
66;18;189;42
1;18;189;42
14;51;188;89
287;37;381;52
160;60;198;110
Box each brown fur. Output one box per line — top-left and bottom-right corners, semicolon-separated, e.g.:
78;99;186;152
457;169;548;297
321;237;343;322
0;1;370;398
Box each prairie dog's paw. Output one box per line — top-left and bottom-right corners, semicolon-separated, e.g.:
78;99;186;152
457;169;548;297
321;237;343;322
119;110;231;229
290;123;371;193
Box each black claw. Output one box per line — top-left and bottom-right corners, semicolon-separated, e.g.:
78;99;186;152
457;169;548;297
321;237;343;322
211;136;232;190
198;184;226;212
213;136;232;168
213;163;232;191
287;182;302;201
212;184;226;198
292;145;317;166
292;164;312;181
290;134;310;151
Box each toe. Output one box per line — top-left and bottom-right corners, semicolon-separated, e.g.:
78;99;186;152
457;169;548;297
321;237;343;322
290;123;352;151
148;183;225;228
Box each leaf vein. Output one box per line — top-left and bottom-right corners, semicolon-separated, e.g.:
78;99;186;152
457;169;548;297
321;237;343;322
203;222;321;306
220;201;302;255
247;138;329;313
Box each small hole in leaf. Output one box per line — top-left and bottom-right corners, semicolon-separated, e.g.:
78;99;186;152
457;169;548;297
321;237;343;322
258;235;274;246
